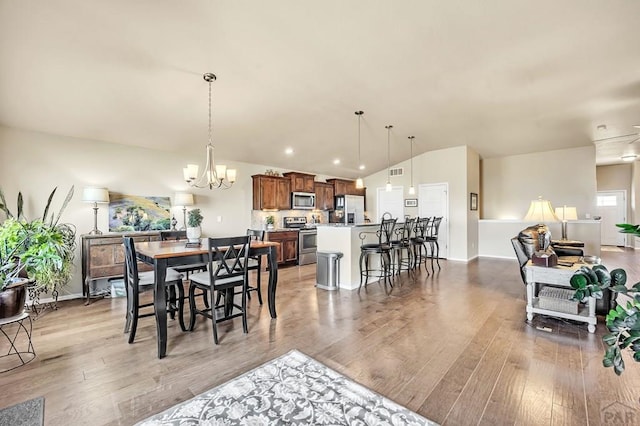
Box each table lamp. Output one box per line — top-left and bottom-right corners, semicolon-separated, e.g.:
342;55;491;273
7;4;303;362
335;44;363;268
524;196;559;250
82;187;110;235
174;192;194;230
554;206;578;241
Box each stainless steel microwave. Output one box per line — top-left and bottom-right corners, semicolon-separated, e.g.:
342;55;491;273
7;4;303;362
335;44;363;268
291;192;316;209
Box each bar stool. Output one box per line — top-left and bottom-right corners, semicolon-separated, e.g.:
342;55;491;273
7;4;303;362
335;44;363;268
425;217;443;273
358;217;397;292
410;217;431;274
390;217;416;276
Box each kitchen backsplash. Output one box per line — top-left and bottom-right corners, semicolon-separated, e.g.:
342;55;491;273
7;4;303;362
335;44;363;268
251;210;329;230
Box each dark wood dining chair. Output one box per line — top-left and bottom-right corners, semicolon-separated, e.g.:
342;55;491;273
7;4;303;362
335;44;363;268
187;236;251;344
246;229;265;304
123;237;186;344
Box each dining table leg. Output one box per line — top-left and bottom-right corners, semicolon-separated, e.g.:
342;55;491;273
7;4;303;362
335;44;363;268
267;245;278;319
154;258;168;359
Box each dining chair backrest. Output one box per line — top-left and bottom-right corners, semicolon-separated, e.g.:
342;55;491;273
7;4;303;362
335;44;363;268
413;217;431;239
246;229;265;242
206;236;251;287
123;237;140;289
378;218;397;245
427;217;443;239
398;217;416;241
160;230;187;241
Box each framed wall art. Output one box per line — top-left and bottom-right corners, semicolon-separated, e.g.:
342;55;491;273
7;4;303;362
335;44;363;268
108;193;171;232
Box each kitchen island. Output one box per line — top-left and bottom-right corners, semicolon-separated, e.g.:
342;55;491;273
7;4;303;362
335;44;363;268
316;224;381;290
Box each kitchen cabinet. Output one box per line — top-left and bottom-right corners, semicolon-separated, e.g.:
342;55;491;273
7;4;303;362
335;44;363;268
326;178;365;197
252;175;291;210
283;172;316;193
265;230;298;265
314;182;335;210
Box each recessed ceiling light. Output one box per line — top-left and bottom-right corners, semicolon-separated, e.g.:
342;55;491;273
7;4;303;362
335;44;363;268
285;148;294;155
359;165;365;170
634;125;640;129
622;154;637;162
333;159;340;165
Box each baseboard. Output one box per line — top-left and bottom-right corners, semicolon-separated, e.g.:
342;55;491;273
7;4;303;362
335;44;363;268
27;292;85;304
478;254;517;260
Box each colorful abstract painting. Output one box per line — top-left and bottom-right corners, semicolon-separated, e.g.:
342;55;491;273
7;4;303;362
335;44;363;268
108;194;171;232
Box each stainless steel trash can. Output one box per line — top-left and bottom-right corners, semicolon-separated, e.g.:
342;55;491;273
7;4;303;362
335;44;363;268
316;251;343;291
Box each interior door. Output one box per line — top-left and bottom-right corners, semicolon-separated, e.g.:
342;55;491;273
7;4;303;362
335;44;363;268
376;186;404;221
418;183;449;258
596;191;626;246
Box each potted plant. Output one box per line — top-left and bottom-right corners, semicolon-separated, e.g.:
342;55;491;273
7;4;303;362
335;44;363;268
570;258;640;376
0;242;29;319
186;208;203;243
265;215;275;230
0;186;76;295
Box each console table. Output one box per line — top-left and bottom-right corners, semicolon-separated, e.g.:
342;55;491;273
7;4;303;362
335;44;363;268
524;261;596;333
81;232;159;305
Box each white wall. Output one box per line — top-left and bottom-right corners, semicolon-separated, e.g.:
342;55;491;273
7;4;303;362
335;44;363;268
481;146;597;220
363;145;476;261
0;125;321;297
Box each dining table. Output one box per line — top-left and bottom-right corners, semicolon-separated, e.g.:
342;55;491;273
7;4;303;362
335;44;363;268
135;239;280;358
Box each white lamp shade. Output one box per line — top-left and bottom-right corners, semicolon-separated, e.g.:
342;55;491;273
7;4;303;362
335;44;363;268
174;192;194;207
82;187;109;203
355;177;364;189
226;168;237;183
555;206;578;221
524;198;559;222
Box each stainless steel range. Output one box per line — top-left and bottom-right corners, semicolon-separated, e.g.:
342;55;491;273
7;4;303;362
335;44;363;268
283;217;317;265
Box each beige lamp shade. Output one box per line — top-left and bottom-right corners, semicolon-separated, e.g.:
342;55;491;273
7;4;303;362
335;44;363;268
555;206;578;221
82;187;109;203
524;197;559;223
174;192;194;207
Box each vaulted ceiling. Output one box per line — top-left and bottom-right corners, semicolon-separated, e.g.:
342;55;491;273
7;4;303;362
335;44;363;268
1;1;640;178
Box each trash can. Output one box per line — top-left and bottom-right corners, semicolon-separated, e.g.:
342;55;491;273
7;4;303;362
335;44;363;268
316;251;343;291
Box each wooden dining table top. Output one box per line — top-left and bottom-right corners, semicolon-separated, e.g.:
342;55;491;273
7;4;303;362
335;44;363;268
135;239;279;259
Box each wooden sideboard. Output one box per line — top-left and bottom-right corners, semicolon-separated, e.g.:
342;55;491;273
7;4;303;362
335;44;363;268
81;232;160;304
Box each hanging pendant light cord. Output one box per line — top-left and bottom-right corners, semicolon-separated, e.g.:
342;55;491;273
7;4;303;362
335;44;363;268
409;136;415;188
208;77;213;144
386;125;393;183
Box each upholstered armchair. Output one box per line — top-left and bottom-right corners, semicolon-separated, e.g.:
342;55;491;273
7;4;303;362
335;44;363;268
511;225;583;285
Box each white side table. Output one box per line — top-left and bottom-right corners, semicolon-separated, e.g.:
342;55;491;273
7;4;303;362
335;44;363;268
0;312;36;373
524;261;597;333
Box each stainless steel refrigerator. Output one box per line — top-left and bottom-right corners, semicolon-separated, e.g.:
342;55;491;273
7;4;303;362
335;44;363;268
344;195;365;224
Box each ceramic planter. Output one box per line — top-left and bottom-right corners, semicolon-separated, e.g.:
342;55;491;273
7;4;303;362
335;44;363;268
186;226;201;243
0;279;28;319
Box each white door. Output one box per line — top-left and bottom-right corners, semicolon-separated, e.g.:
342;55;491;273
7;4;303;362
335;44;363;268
376;186;404;221
596;191;626;246
418;183;449;258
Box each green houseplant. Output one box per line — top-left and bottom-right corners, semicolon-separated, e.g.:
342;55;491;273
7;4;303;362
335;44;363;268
569;224;640;375
0;242;29;318
186;208;203;243
265;215;275;230
0;186;76;294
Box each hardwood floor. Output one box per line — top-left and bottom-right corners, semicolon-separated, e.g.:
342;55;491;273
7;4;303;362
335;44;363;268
2;250;640;425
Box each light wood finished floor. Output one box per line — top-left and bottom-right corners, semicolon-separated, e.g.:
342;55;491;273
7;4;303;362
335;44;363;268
2;250;640;425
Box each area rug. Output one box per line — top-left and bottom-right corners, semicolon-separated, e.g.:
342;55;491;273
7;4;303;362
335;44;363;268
0;396;44;426
137;349;437;425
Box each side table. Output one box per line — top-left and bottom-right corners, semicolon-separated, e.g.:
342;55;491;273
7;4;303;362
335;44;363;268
0;312;36;373
524;261;596;333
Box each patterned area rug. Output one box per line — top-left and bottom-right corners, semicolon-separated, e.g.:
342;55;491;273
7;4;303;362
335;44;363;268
0;396;44;426
137;349;437;425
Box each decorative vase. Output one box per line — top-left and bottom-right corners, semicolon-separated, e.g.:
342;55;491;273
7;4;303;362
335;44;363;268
0;279;28;319
186;226;201;243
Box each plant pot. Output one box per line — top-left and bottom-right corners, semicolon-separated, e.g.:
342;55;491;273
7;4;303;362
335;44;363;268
186;226;202;243
0;279;28;319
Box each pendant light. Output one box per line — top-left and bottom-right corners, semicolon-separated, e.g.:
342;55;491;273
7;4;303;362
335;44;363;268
408;136;415;195
385;125;393;192
355;111;364;189
183;73;237;190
